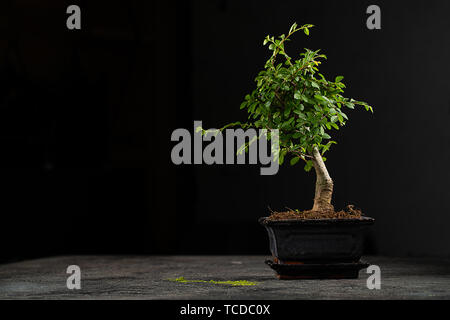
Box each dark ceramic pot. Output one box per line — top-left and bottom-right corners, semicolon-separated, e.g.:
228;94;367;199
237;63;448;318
259;217;374;263
259;217;374;279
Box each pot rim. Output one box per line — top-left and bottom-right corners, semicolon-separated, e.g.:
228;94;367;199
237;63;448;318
259;216;375;226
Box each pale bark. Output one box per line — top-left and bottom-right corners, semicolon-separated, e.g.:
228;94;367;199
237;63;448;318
311;146;334;211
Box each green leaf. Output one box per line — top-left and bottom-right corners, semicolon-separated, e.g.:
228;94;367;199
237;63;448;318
289;23;298;33
321;143;331;154
314;94;325;101
290;157;300;165
345;102;355;109
304;160;314;172
335;76;344;82
279;152;285;165
311;81;320;89
294;92;302;100
284;107;291;117
301;95;313;104
330;122;340;130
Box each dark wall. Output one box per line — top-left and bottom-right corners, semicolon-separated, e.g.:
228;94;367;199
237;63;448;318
0;0;449;262
0;0;181;261
188;0;450;257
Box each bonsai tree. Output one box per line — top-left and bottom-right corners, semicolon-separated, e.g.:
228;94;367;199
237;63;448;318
223;23;373;213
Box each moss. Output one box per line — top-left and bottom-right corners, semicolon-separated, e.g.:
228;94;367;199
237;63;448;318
167;277;257;287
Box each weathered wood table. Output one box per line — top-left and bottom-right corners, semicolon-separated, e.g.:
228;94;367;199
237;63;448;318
0;256;449;299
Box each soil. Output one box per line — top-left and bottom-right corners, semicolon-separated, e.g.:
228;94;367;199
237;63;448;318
267;204;363;221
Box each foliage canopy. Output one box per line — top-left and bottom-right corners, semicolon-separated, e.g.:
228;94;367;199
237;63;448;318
228;23;373;171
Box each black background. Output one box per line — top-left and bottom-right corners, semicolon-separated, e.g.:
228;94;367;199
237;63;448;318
0;0;449;263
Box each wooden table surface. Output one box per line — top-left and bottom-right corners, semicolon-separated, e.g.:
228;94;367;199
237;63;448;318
0;255;449;299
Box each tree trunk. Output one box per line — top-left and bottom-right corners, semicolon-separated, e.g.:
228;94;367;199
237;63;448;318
311;146;334;211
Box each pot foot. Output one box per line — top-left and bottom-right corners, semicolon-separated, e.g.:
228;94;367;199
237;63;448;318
265;259;370;280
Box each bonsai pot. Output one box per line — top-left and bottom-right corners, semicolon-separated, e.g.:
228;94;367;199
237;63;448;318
259;216;375;279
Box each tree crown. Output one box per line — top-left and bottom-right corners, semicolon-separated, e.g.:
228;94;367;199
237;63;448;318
230;23;373;171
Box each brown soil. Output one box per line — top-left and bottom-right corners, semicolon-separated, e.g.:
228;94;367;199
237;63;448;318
267;205;363;221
